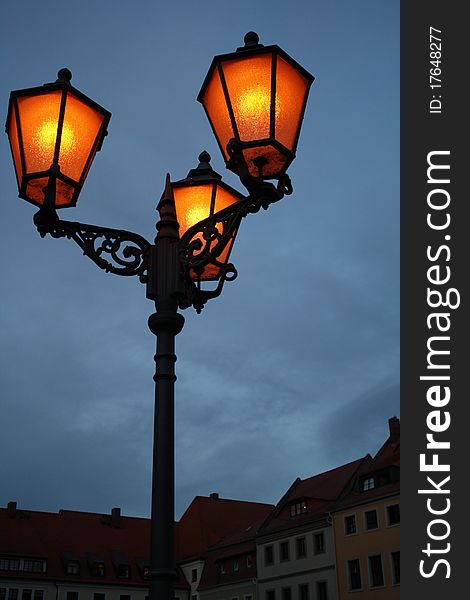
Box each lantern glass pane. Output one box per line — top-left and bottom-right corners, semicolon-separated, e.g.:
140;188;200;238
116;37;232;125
7;106;22;186
242;145;288;179
17;90;62;174
202;69;234;161
25;177;75;207
213;184;241;214
59;92;105;182
222;54;272;142
275;56;310;151
192;229;237;281
173;183;214;237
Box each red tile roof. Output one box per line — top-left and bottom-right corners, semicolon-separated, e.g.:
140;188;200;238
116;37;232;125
0;505;154;587
330;417;401;512
258;457;368;535
176;496;274;562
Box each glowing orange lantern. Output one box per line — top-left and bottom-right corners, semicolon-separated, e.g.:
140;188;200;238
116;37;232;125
5;68;111;209
198;32;314;181
172;151;243;281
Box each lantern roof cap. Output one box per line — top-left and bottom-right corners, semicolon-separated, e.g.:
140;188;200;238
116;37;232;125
182;151;222;183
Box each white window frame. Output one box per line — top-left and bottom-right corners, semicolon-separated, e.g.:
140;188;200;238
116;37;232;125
296;536;307;559
347;558;363;592
316;581;328;600
343;513;357;536
313;531;326;554
385;502;400;527
279;540;290;562
364;508;379;531
367;553;385;589
390;550;400;585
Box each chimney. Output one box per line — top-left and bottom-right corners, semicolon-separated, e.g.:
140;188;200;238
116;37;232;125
209;493;219;500
111;507;121;526
7;501;17;517
389;416;400;442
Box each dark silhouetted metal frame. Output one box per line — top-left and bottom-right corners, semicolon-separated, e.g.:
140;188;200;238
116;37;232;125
6;33;313;600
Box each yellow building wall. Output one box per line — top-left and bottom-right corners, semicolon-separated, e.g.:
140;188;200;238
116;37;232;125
333;496;400;599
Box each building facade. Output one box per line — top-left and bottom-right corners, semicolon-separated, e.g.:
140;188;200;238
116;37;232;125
2;419;399;600
330;417;400;599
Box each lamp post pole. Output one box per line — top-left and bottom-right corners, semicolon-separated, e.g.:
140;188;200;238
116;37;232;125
147;177;185;600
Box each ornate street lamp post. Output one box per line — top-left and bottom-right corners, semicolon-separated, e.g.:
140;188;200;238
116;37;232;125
5;32;313;600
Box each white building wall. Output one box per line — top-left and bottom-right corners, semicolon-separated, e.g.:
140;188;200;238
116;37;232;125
256;525;338;600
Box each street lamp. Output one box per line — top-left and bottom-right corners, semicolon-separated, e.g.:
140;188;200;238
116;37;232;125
5;32;313;600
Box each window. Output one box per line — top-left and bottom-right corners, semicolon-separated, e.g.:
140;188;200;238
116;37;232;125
391;551;400;584
296;537;306;559
368;555;384;587
348;559;362;591
233;559;239;572
266;591;275;600
33;593;43;600
244;595;253;600
91;563;105;577
299;584;309;600
0;589;5;600
313;532;325;554
191;568;197;582
0;559;45;573
316;582;327;600
93;594;105;600
281;588;291;600
387;504;400;526
0;559;19;571
289;501;307;517
344;514;356;535
120;595;131;600
8;591;18;600
365;509;378;530
117;565;130;578
191;596;197;600
280;541;290;561
22;592;32;600
66;593;78;600
66;561;80;575
220;562;226;574
362;477;375;491
246;555;252;568
265;545;274;566
23;561;44;573
376;470;391;487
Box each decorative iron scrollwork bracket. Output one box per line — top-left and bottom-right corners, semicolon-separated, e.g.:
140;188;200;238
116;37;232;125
33;207;151;282
178;160;292;313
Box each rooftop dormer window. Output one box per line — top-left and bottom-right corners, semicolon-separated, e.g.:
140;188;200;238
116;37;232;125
87;553;105;577
289;501;307;517
362;477;375;491
92;563;105;577
66;561;80;575
117;564;130;578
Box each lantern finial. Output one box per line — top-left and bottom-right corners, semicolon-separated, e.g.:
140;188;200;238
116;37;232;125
198;150;211;167
237;31;263;52
56;68;72;84
244;31;259;46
